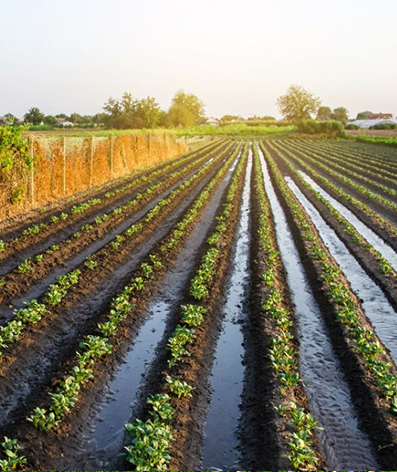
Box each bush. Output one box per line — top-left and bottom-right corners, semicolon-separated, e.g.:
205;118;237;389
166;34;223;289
345;124;360;130
297;120;346;137
369;123;397;130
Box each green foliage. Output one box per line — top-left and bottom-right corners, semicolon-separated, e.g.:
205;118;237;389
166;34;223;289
167;90;205;127
177;123;295;137
356;135;397;148
277;85;321;121
24;107;45;125
125;419;173;471
296;120;346;137
0;125;30;175
0;437;27;471
103;93;162;129
166;376;194;398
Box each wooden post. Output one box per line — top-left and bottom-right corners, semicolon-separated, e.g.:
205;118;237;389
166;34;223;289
63;136;66;195
89;136;94;188
29;136;35;205
109;134;114;178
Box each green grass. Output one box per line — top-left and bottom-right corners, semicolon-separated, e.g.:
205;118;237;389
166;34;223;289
356;135;397;148
175;123;296;138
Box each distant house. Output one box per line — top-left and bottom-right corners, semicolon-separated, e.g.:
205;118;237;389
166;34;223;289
56;118;74;127
347;118;397;129
205;117;219;126
368;112;393;120
0;116;9;126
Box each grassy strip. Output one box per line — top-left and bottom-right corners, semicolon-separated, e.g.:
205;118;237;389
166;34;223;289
25;143;243;431
253;144;320;470
357;135;397;148
261;142;397;417
123;143;249;471
0;142;235;359
271;140;397;240
267;141;396;279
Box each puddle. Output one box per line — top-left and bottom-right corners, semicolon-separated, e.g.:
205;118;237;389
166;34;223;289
287;177;397;364
298;171;397;271
61;151;242;471
201;149;252;471
258;147;378;470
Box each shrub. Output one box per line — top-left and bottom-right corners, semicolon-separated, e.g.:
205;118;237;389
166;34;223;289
345;124;360;130
297;120;346;137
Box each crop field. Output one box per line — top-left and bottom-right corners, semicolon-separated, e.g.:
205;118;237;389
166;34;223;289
1;137;397;471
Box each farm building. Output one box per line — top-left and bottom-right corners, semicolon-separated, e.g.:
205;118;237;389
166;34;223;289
205;117;219;126
347;118;397;128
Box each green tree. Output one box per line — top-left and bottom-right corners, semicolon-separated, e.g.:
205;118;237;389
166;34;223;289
332;107;349;124
103;93;163;129
44;115;57;126
356;110;372;120
24;107;45;125
4;113;16;124
167;90;205;127
277;85;321;121
316;106;333;121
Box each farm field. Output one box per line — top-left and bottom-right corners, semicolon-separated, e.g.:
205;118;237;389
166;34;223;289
1;138;397;471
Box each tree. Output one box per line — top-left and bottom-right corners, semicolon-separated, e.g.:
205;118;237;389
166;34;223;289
356;110;372;120
4;113;16;123
277;85;321;121
103;93;163;129
316;106;333;121
332;107;349;124
24;107;45;125
44;115;57;126
167;90;205;127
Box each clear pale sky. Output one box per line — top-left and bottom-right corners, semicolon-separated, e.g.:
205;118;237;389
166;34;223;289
1;0;396;119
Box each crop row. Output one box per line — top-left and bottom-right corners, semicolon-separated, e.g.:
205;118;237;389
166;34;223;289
0;142;236;361
0;140;233;301
25;142;244;433
272;140;397;242
300;139;397;183
289;139;397;198
253;144;319;470
330;140;397;170
123;143;249;471
266;141;396;280
279;140;397;214
262;144;397;421
0;139;224;258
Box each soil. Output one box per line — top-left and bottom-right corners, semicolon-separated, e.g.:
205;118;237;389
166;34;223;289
266;142;397;469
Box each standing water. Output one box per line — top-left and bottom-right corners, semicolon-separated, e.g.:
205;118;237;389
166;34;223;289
286;177;397;364
201;150;253;471
258;147;378;470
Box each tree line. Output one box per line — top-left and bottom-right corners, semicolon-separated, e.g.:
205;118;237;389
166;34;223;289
5;90;206;130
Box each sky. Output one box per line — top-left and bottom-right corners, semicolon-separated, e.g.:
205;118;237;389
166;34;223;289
0;0;396;119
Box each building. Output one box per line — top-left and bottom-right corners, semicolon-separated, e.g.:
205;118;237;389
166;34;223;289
56;118;74;127
347;118;397;129
205;117;219;126
368;112;393;120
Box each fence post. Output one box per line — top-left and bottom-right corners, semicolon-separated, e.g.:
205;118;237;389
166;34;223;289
63;136;66;195
109;134;114;178
89;136;94;188
29;136;35;205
